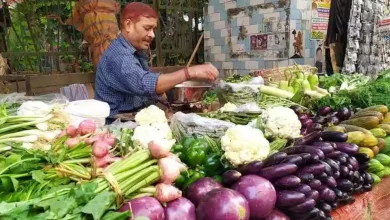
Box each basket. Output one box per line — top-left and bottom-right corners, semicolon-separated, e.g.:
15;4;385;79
257;65;318;84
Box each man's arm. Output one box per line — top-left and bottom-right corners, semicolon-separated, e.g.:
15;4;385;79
155;69;187;94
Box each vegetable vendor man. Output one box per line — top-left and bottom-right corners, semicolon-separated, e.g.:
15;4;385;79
95;2;219;124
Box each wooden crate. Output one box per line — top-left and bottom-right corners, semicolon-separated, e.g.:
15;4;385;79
0;75;26;93
25;72;95;96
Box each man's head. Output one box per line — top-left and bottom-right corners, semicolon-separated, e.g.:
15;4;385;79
120;2;158;51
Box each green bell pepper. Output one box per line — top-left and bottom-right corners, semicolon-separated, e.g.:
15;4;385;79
185;141;210;168
203;153;223;176
182;170;206;189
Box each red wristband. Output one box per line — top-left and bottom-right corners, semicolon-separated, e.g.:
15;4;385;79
184;67;191;80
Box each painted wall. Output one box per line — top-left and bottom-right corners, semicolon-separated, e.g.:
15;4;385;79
204;0;325;76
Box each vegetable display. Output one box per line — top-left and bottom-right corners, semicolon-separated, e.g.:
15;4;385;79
4;66;390;220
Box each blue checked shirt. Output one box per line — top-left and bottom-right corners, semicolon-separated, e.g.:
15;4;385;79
95;34;160;118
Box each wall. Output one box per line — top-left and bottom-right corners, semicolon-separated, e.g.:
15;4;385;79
204;0;324;76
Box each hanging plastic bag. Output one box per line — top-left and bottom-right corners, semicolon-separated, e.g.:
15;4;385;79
64;99;110;128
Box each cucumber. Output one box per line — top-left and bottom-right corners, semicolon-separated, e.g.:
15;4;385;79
378;124;390;134
340;116;380;130
338;124;371;134
350;110;384;122
359;105;388;116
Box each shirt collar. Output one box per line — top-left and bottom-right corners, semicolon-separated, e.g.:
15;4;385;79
118;34;137;55
118;34;149;59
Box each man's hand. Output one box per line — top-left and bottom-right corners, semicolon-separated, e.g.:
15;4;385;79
188;63;219;82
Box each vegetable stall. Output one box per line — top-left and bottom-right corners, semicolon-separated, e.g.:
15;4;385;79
1;65;390;220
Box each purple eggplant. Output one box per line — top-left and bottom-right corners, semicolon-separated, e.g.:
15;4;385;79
308;179;322;190
327;116;340;125
276;190;306;207
297;163;326;176
333;171;340;179
324;158;340;172
288;199;316;213
264;209;290;220
301;118;314;129
337;107;351;120
337;156;348;165
340;165;349;177
294;184;312;196
165;198;196;220
237;160;264;175
321;131;348;142
259;163;298;180
282;155;303;166
274;175;301;188
307;123;323;133
318;106;332;116
319;187;336;202
348;157;359;171
298;173;314;183
294;131;322;146
312;142;334;154
319;161;334;176
222;170;242;186
263;152;288;167
317;202;332;214
326;150;344;158
337;179;354;192
355;153;370;163
335;143;359;155
297;153;312;164
313;117;327;124
324;176;337;188
306;190;320;201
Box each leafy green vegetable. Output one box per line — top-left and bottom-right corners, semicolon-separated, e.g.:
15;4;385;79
81;191;116;220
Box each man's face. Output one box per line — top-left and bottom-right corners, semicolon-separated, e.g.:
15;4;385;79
123;17;158;50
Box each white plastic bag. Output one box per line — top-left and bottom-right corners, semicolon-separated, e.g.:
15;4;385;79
65;100;110;128
234;102;262;113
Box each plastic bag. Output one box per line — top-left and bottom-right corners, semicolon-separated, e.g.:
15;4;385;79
234;102;262;113
0;93;69;116
216;81;262;106
64;99;110;128
104;119;138;138
170;112;235;141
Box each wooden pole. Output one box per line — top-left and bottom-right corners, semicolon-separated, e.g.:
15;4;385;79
187;32;204;67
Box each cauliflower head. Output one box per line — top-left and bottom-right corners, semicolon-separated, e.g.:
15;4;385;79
221;125;270;167
260;106;301;139
135;105;168;125
132;123;174;149
219;102;238;112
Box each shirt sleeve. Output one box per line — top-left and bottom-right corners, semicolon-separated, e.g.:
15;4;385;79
107;54;159;97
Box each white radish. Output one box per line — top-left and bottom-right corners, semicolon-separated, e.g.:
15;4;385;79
158;155;187;184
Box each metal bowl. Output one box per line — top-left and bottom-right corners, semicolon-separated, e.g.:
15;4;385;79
167;81;211;104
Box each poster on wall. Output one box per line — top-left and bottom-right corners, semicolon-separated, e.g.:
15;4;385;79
267;34;286;50
314;41;325;73
310;0;331;40
290;30;305;58
250;35;268;51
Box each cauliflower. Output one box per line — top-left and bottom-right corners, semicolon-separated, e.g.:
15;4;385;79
219;102;238;112
221;125;270;167
260;106;301;139
135;105;168;125
132;123;174;149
